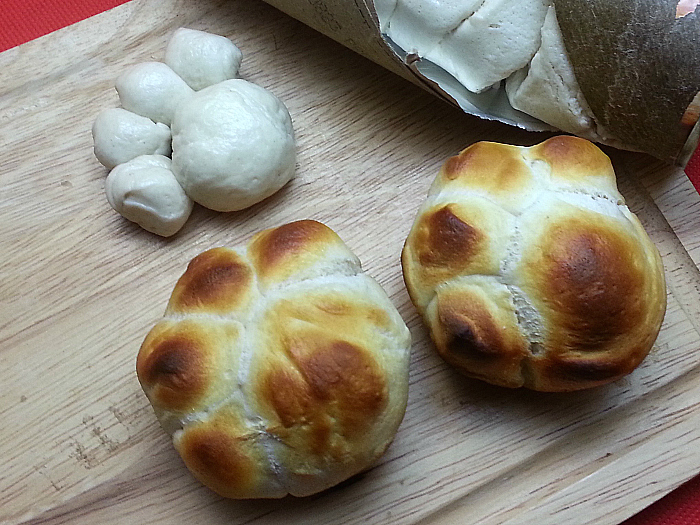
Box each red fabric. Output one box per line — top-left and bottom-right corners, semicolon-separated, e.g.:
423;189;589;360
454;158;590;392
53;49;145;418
1;1;699;523
622;475;700;525
0;0;131;53
685;144;700;194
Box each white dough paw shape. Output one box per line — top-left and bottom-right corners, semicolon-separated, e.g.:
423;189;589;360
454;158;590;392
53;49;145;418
92;28;297;237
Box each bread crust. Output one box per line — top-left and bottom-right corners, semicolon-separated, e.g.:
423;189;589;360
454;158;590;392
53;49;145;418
137;220;411;497
402;136;666;391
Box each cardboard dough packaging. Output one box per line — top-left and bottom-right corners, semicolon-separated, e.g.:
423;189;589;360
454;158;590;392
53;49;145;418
259;0;700;166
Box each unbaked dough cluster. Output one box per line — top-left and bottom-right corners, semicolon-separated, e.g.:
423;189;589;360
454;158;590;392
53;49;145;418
376;0;605;141
93;28;296;237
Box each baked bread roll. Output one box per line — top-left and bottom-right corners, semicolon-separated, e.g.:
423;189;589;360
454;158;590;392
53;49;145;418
402;136;666;391
137;220;411;498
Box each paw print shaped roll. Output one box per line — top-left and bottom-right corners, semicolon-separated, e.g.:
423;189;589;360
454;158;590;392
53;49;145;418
402;136;666;392
93;28;296;236
137;220;411;498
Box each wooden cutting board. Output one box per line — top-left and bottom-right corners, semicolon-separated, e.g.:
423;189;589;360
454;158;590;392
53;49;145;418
2;1;700;523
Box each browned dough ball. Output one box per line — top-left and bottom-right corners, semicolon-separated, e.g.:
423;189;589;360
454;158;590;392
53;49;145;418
138;220;411;498
402;136;666;392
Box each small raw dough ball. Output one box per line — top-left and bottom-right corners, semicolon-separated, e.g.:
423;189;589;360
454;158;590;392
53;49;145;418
116;62;194;126
171;79;296;212
505;6;596;138
379;0;549;93
105;155;193;237
165;28;243;91
136;220;411;498
92;108;172;169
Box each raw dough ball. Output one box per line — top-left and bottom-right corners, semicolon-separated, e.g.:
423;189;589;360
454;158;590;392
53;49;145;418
506;6;597;138
137;220;411;498
383;0;483;56
402;136;667;391
170;79;296;212
379;0;549;93
115;62;194;126
92;108;171;169
105;155;193;237
165;28;242;91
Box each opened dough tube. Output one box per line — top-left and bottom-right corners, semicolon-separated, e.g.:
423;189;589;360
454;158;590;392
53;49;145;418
260;0;700;165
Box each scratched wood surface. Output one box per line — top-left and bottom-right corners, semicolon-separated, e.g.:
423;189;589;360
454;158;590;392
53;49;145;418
1;1;700;524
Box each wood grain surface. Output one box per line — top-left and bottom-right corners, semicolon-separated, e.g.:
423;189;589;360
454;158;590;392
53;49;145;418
2;1;700;524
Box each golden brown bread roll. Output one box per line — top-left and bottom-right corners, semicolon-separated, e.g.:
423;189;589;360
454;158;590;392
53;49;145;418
402;136;666;391
137;220;411;498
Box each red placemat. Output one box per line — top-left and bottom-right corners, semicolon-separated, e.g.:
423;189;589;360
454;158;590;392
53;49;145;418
1;1;699;524
0;0;131;53
685;146;700;194
621;475;700;525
